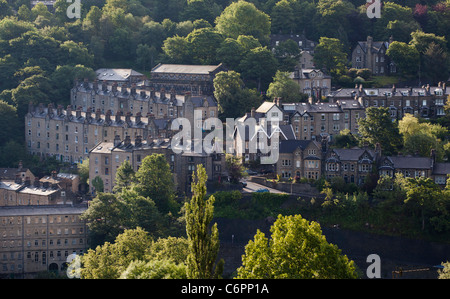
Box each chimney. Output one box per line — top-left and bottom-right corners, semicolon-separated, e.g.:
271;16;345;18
112;82;118;93
431;149;436;168
160;88;166;100
34;177;40;188
140;90;147;98
114;135;121;147
184;91;191;103
251;107;255;118
131;83;136;96
150;88;156;99
39;103;44;114
57;105;63;116
48;103;54;116
115;110;122;123
121;84;128;95
93;79;98;91
51;170;57;179
83;78;90;89
15;174;22;184
24;177;31;186
105;110;112;123
102;80;108;92
66;105;72;118
76;106;82;119
28;102;34;114
135;135;142;147
170;88;176;101
375;143;381;160
18;161;23;171
86;107;92;120
276;97;282;107
124;135;131;146
95;109;101;121
135;112;142;124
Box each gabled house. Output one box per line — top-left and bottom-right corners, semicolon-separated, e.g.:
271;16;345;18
324;145;381;185
351;36;396;75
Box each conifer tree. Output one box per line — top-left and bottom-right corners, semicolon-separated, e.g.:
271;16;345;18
184;165;223;279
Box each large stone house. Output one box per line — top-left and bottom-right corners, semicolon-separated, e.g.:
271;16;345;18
351;36;396;75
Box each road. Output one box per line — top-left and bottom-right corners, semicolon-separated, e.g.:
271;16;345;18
241;179;286;194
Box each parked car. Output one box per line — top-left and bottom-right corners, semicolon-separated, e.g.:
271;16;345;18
245;170;258;175
241;181;247;188
255;188;269;193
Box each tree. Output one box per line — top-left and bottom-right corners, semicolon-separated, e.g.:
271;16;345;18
386;41;420;79
225;154;245;184
80;192;125;246
357;107;402;155
80;227;152;279
113;160;135;193
91;175;104;193
215;0;271;44
216;38;246;70
273;39;301;72
271;0;295;34
236;214;358;278
162;35;191;64
404;177;442;231
184;164;223;279
213;70;262;119
238;46;278;91
313;37;347;79
422;42;448;84
266;70;303;103
398;114;447;160
134;154;177;214
185;27;223;64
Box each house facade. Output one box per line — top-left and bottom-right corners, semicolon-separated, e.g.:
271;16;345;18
351;36;395;75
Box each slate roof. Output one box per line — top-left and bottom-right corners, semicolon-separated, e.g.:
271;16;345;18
279;140;317;153
96;69;144;81
151;64;222;75
433;163;450;175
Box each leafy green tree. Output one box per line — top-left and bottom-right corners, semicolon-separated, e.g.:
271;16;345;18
313;37;347;79
186;27;223;64
216;38;246;70
81;192;125;246
238;46;278;91
80;227;152;279
266;70;303;103
438;262;450;279
162;35;191;63
77;158;89;185
134;154;177;214
213;70;262;119
0;100;22;147
357;107;402;155
273;39;301;72
334;129;358;148
422;42;448;84
236;214;358;278
185;165;223;279
271;0;294;34
120;259;188;279
113;160;135;193
404;177;442;231
215;0;271;44
386;41;420;79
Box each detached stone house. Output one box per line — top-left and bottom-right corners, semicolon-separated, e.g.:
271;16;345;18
351;36;396;75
